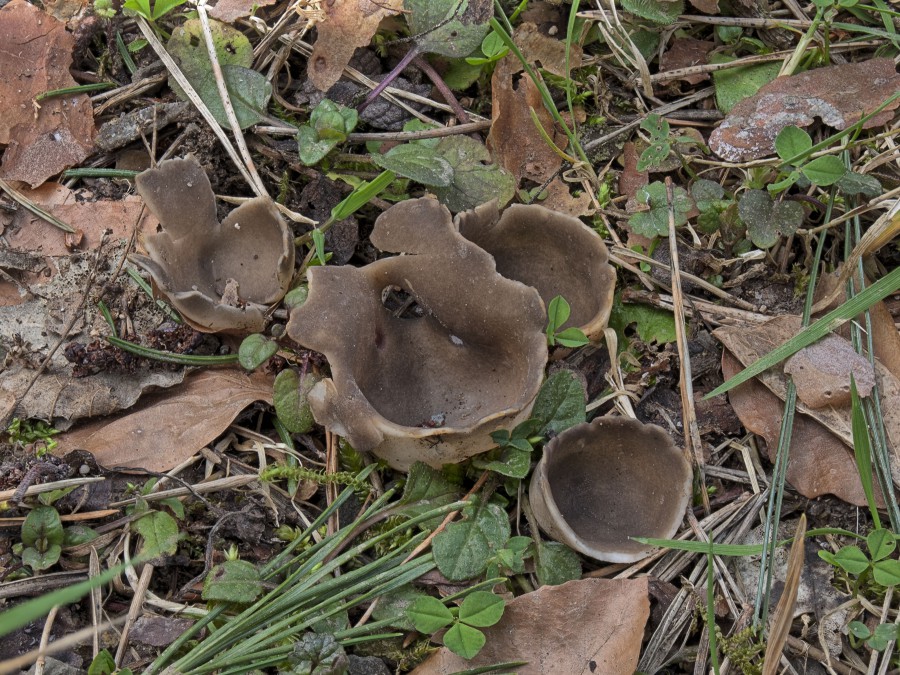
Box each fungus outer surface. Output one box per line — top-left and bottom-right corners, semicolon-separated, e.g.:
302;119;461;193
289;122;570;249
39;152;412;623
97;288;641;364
455;201;616;339
131;156;294;333
530;416;691;563
286;197;548;470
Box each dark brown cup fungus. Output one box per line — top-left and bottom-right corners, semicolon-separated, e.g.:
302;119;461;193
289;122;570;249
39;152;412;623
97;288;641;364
286;197;548;470
455;201;616;340
131;156;295;333
529;417;692;563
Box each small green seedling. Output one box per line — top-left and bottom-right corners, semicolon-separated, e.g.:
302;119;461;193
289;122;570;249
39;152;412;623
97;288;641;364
770;125;846;193
19;506;64;572
545;296;589;347
848;621;899;651
636;114;698;172
238;333;278;370
819;528;900;593
465;30;510;66
5;418;60;456
296;99;358;166
407;591;505;659
120;0;187;22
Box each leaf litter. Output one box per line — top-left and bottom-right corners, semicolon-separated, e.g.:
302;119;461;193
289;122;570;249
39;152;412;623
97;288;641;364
1;0;900;673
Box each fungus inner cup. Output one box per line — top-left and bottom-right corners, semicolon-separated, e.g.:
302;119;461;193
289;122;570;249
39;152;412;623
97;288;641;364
529;417;692;563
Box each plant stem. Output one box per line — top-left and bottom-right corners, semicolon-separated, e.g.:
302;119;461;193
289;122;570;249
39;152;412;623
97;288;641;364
358;46;421;113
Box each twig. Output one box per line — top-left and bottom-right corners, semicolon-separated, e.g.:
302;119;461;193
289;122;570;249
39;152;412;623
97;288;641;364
33;606;59;675
666;177;710;515
196;0;268;197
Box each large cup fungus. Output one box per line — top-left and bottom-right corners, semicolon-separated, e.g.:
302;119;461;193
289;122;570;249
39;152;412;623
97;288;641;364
529;417;692;562
455;201;616;340
286;197;548;470
131;156;295;333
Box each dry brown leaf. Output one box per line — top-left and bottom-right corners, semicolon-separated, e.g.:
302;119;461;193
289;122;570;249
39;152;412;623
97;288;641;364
784;334;875;408
0;0;95;187
763;513;805;675
307;0;404;92
538;179;594;217
208;0;277;23
723;350;880;506
688;0;720;12
709;59;900;162
514;21;582;78
659;38;714;85
716;316;900;455
54;369;274;472
487;54;567;188
412;578;649;674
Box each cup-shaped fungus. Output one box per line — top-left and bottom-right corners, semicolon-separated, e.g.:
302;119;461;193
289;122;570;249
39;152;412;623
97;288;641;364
529;417;691;563
131;156;295;333
455;201;616;340
286;197;548;470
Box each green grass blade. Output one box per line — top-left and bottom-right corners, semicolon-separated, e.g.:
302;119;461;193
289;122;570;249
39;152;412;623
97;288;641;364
705;265;900;399
851;376;882;529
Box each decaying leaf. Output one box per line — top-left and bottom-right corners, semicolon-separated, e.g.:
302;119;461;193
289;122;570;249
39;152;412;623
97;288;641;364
55;369;274;472
405;0;492;59
723;350;882;506
716;312;900;506
659;37;714;85
512;21;582;79
411;578;649;674
0;0;95;187
734;519;851;657
710;59;900;161
131;156;295;333
0;237;185;430
307;0;404;92
208;0;277;23
487;53;567;188
784;334;875;409
737;190;804;249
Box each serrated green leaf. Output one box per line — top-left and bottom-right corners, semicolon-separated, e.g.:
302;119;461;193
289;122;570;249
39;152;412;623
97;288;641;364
407;595;454;633
133;510;179;558
371;143;454;187
459;591;505;628
628;181;692;238
530;370;586;435
534;540;582;586
203;559;262;603
609;292;677;347
433;499;511;580
238;333;278;370
774;126;812;161
802;156;847;186
874;559;900;587
620;0;684;24
273;369;320;434
443;622;487;659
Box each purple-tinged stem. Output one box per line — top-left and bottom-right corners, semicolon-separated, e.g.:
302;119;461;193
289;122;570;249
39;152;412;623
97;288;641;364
412;55;470;124
358;46;421;113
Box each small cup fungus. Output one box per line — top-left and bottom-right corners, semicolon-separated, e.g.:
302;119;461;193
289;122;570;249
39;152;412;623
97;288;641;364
131;156;295;333
529;417;692;563
286;197;548;470
455;201;616;340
